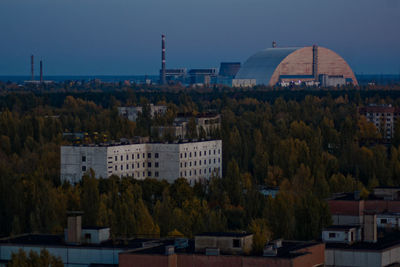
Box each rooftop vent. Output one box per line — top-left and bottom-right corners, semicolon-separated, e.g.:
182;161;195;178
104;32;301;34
205;248;220;256
165;245;175;255
263;245;277;257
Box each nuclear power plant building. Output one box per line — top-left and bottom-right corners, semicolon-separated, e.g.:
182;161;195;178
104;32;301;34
235;45;358;87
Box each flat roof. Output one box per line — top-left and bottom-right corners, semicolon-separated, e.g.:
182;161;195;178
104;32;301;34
0;234;158;249
195;232;252;238
325;232;400;251
323;225;359;231
122;239;322;259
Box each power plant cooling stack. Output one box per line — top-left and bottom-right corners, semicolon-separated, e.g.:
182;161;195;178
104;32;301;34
161;34;166;85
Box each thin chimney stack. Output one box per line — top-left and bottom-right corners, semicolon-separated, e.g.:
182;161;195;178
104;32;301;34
161;34;166;85
40;60;43;83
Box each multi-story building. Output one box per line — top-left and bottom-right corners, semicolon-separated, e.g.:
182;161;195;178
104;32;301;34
61;140;222;184
118;104;167;122
358;104;400;139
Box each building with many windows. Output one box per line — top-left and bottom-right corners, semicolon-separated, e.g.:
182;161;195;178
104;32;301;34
60;140;222;184
358;104;400;139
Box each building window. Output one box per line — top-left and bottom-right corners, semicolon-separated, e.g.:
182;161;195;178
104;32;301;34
137;153;140;159
200;151;202;156
218;158;220;163
82;156;86;162
126;164;129;170
121;155;123;161
155;162;159;168
137;163;139;168
209;150;211;155
214;158;216;163
115;166;117;171
143;153;145;159
194;152;197;157
148;171;151;177
205;151;207;155
200;169;202;174
148;162;151;168
214;150;216;155
155;171;159;177
329;233;336;238
185;162;187;167
209;159;211;164
126;155;129;160
132;164;134;169
204;160;206;164
132;154;134;159
155;153;159;158
189;171;191;176
121;165;123;170
190;152;192;158
218;149;220;154
148;153;151;158
199;160;201;166
180;153;182;158
82;166;86;172
194;170;196;175
143;172;145;177
185;153;187;158
180;162;182;168
115;156;117;161
209;168;211;173
233;239;241;248
194;161;197;166
190;162;192;167
142;162;145;168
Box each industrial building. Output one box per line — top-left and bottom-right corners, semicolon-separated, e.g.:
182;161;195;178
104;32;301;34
60;139;222;184
358;104;400;139
119;232;325;267
235;43;358;87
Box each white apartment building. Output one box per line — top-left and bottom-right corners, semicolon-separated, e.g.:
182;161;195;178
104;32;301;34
118;104;167;122
61;140;222;184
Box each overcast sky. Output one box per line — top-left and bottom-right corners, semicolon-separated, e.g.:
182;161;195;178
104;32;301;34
0;0;399;75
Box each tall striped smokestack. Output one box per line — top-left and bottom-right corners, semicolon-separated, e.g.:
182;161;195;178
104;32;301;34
40;60;43;83
31;55;34;81
312;44;318;81
161;34;166;85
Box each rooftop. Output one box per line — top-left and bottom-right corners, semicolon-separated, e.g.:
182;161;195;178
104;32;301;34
195;232;252;238
122;238;321;259
323;225;359;231
0;234;159;249
325;232;400;251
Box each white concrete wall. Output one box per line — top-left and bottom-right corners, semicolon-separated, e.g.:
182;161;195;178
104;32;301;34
61;146;108;183
325;249;382;267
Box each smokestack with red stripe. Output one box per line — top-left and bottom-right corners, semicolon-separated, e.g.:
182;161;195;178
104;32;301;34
31;55;34;81
40;60;43;83
161;34;166;85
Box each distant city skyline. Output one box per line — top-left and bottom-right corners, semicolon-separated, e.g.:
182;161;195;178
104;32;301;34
0;0;399;75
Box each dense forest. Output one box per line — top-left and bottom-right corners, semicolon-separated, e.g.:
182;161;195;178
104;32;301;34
1;83;400;245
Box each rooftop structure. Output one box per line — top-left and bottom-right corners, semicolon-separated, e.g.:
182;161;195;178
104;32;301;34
235;45;357;86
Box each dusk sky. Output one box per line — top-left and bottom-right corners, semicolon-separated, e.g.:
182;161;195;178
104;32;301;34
0;0;399;75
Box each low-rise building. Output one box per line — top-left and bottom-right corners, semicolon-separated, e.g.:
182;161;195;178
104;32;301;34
152;113;221;140
119;232;325;267
61;139;222;184
0;213;158;267
118;104;167;122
